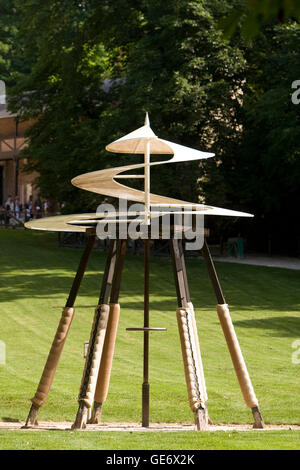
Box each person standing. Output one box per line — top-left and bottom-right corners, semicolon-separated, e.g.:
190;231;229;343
28;195;33;219
24;204;31;222
43;199;49;217
5;195;13;225
14;197;21;219
35;197;42;219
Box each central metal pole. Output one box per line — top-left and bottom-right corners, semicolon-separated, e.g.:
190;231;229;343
142;238;150;427
144;113;151;225
144;140;150;225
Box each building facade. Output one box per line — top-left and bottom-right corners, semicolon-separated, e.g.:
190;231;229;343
0;82;38;208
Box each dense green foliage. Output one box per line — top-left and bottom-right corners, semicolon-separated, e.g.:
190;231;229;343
0;0;18;85
8;0;247;213
2;1;300;253
223;24;300;254
8;0;113;210
220;0;300;40
0;0;30;85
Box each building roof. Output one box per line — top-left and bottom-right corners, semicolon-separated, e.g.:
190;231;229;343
0;104;34;160
0;104;33;139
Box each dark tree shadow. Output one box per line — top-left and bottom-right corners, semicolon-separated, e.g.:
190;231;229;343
1;417;21;422
233;316;300;338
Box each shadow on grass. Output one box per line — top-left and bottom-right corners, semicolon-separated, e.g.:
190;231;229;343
234;316;300;338
1;229;300;314
1;417;21;422
2;267;300;316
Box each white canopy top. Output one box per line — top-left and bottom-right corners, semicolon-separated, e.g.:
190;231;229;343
106;113;214;162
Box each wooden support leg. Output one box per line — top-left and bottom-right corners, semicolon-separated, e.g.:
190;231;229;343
72;303;110;429
188;302;208;403
176;307;208;430
90;303;120;424
195;407;209;431
170;239;208;431
23;233;95;428
201;239;265;429
176;239;208;404
90;240;126;423
73;240;126;429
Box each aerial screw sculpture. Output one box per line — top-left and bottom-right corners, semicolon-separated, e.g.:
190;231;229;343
24;114;264;430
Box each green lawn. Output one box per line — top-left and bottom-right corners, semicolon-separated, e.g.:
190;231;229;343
0;430;299;450
0;229;300;450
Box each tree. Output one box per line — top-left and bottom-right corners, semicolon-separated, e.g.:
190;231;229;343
85;0;247;209
9;0;113;211
224;23;300;254
9;0;247;219
9;1;299;255
0;0;28;86
220;0;300;40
